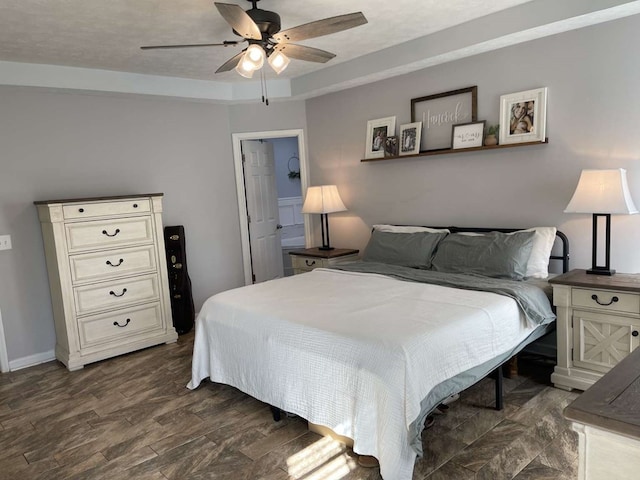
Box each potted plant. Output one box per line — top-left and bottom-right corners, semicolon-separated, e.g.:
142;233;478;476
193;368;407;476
485;124;499;146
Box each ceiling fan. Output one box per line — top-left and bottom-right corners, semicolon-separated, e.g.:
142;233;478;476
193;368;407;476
141;0;368;78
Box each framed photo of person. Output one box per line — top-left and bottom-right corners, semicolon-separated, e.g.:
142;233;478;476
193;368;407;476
365;116;396;159
452;121;486;149
399;122;422;156
499;88;547;145
383;136;399;157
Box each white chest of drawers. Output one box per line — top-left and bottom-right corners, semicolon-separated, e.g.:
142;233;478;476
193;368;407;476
549;269;640;391
35;194;177;370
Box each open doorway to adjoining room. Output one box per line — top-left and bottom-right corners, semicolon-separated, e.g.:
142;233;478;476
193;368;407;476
232;129;310;285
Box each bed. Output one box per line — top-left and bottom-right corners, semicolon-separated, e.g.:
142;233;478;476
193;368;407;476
188;225;569;480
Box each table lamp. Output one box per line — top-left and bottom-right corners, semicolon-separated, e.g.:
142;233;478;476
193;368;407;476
564;168;638;275
301;185;347;250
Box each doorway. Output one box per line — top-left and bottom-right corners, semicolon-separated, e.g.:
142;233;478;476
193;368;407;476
232;129;310;285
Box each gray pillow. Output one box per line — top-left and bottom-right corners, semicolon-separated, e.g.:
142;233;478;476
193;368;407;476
431;231;536;280
362;230;448;268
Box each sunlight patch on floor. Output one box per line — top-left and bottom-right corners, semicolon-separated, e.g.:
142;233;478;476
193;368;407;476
286;436;357;479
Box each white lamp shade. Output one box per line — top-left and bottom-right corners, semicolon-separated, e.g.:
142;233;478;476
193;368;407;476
302;185;347;214
564;168;638;214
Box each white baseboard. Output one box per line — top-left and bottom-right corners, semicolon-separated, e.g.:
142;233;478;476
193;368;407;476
9;350;56;371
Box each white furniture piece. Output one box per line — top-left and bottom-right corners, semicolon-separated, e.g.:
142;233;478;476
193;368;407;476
288;247;359;275
549;269;640;391
564;344;640;479
35;194;177;370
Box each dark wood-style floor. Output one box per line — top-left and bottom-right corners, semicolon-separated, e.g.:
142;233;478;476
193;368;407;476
0;332;579;479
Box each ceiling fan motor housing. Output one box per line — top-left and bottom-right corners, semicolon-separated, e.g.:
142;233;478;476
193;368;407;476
238;8;281;37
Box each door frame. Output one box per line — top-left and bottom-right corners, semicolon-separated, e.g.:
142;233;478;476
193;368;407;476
0;309;9;372
232;129;310;285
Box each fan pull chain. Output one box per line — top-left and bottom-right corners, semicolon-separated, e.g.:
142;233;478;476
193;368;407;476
260;68;269;106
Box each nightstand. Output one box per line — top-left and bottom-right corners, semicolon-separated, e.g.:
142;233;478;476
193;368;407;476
289;248;359;275
549;269;640;391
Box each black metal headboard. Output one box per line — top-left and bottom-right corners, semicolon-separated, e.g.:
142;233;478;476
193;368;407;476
429;226;570;274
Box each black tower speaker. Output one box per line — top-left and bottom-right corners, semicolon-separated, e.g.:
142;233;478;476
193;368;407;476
164;225;195;335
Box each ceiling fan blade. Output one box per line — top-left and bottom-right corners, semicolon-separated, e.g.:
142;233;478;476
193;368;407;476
272;12;367;43
215;51;246;73
214;2;262;40
141;41;241;50
274;44;335;63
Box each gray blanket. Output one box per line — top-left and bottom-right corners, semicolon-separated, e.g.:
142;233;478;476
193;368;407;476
330;261;555;327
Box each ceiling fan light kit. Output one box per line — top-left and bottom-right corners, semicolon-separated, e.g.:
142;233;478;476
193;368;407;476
141;0;368;86
268;50;290;75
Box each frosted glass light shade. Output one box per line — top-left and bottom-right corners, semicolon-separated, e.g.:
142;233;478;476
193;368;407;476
302;185;347;214
245;44;265;69
235;53;255;78
268;50;290;74
565;168;638;214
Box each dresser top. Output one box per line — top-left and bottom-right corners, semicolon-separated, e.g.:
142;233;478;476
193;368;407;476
549;269;640;293
564;346;640;439
34;193;163;205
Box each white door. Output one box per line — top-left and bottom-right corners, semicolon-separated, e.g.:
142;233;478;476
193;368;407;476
242;140;284;283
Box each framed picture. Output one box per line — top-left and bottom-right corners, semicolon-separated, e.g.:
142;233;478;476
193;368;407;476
399;122;422;156
499;87;547;145
365;116;396;159
411;86;477;151
452;121;486;149
383;136;399;157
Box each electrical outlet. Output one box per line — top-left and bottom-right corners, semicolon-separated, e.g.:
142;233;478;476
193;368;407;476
0;235;12;251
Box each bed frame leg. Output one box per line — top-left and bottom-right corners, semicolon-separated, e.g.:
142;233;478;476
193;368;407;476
270;405;282;422
494;366;504;411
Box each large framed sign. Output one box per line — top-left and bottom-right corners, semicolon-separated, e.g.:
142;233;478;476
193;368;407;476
411;86;477;152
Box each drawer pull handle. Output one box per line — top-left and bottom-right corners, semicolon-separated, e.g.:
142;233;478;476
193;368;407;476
133;203;138;208
78;208;85;213
113;318;130;328
106;258;124;267
102;228;120;237
109;288;127;297
591;294;618;306
305;260;316;267
633;331;639;337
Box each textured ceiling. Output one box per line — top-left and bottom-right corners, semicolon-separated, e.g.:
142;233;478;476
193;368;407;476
0;0;534;82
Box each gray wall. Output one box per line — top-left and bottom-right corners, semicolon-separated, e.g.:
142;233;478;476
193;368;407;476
0;89;308;366
305;16;640;275
0;89;245;363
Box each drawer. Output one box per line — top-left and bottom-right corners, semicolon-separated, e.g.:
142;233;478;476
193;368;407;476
70;245;157;284
65;216;154;252
291;255;329;272
63;199;151;219
77;303;163;348
74;273;160;316
572;288;640;315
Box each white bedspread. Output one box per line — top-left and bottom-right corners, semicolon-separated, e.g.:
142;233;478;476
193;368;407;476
188;268;536;480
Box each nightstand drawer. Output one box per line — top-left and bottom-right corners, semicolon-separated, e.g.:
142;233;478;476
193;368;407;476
291;256;329;271
572;288;640;315
63;199;151;219
65;216;154;252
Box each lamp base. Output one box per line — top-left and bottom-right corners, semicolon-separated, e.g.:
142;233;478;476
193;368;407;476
587;268;615;276
317;246;335;251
